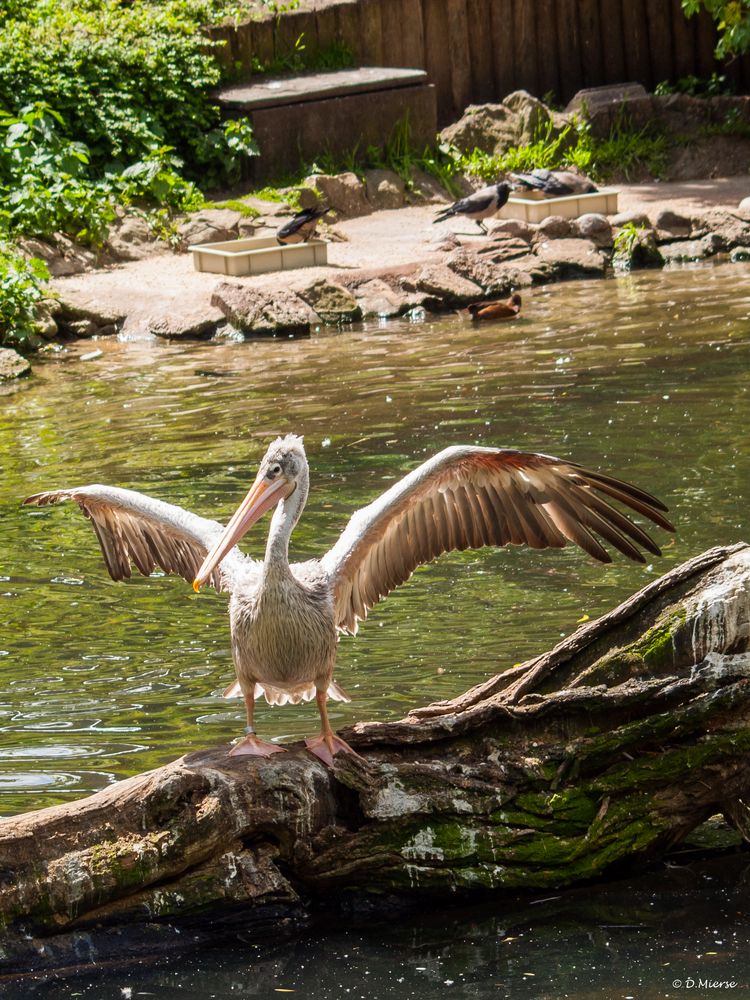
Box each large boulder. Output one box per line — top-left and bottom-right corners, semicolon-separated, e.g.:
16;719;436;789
690;209;750;251
650;208;691;240
415;264;483;307
0;347;31;380
305;173;371;218
211;283;318;336
439;103;520;155
349;277;410;318
18;236;97;277
446;234;532;293
298;280;361;324
364;169;406;210
407;168;449;205
107;214;164;261
534;215;574;241
178;209;242;248
534;237;608;277
147;307;225;340
574;213;613;249
659;236;722;263
503;90;553;144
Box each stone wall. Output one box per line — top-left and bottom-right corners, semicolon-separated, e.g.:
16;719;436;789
208;0;750;125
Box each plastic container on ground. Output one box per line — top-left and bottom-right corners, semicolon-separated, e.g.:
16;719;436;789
190;236;327;276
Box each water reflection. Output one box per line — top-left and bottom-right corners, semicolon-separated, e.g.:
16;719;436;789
1;262;749;813
12;855;750;998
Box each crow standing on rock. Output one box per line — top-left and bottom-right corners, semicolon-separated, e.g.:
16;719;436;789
276;206;328;245
433;182;512;234
510;169;597;196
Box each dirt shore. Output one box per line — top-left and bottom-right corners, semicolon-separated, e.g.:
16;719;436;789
53;176;749;339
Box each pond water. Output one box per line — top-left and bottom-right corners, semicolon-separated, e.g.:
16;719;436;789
1;261;749;994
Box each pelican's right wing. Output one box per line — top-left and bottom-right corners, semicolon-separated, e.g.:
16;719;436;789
23;485;252;592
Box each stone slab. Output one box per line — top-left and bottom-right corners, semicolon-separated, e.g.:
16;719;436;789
218;67;428;111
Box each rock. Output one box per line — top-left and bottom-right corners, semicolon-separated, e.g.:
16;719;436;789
280;187;320;211
107;215;163;261
534;215;573;240
415;264;483;307
147;307;225;339
211;282;317;336
446;233;533;293
241;196;292;218
565;82;648;114
364;169;406;210
488;218;534;242
613;228;664;271
574;213;613;248
503;90;552;144
534;237;608;277
349;278;408;318
298;280;361;324
502;253;556;286
659;236;722;263
237;217;260;238
0;347;31;380
305;173;371;218
63;318;99;338
650;208;691;240
178;209;242;247
611;211;651;229
689;209;750;251
57;300;125;328
739;197;750;213
18;236;97;277
407;169;449;205
439;103;520;156
33;300;60;340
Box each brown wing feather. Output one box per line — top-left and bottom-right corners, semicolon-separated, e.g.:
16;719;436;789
321;446;673;633
23;485;253;592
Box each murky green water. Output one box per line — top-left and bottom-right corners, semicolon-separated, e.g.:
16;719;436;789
2;262;750;815
1;261;749;995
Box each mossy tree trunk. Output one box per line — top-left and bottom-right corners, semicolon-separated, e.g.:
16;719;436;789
2;543;750;973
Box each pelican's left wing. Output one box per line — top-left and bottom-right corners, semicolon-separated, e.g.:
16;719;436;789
320;446;674;634
24;485;252;592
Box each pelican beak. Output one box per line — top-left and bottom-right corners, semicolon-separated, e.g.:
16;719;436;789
193;474;290;591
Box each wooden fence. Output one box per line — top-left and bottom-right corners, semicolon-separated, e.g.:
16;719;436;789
209;0;750;124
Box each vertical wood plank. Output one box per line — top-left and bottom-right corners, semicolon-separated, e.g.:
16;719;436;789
313;6;339;61
578;0;604;87
556;0;584;102
400;0;426;69
334;1;362;64
534;0;561;102
645;0;674;88
251;17;275;73
671;0;696;81
423;0;454;123
465;0;494;102
380;0;407;68
514;0;539;94
490;0;516;100
622;0;652;88
358;0;384;65
695;9;719;78
598;0;626;85
446;0;473;114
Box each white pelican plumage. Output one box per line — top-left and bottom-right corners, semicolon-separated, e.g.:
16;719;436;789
24;435;674;764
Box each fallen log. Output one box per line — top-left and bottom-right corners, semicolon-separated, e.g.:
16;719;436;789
2;543;749;974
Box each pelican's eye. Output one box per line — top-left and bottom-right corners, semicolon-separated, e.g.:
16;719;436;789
267;462;282;480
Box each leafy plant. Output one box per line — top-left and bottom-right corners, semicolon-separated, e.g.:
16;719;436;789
613;222;646;258
682;1;750;58
0;244;49;350
654;72;733;96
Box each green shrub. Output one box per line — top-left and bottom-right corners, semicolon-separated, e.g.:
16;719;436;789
0;244;49;350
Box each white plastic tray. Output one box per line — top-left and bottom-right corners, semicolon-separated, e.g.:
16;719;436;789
189;236;327;276
499;188;619;223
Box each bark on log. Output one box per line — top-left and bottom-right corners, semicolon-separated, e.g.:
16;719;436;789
2;543;750;974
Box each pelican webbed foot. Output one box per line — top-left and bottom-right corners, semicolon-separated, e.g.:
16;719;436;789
305;732;363;767
229;733;287;757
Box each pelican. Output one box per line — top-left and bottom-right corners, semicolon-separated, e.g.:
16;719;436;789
24;436;674;765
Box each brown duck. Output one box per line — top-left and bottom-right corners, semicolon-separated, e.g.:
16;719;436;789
468;292;522;321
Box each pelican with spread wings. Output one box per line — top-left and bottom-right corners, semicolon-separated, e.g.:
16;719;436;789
24;436;673;764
